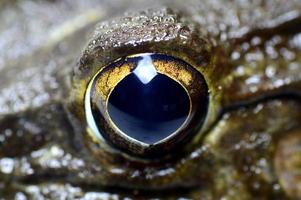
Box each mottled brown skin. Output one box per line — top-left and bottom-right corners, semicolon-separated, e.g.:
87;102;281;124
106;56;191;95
0;0;301;199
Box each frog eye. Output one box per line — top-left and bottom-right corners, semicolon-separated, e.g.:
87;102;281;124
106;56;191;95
84;53;209;157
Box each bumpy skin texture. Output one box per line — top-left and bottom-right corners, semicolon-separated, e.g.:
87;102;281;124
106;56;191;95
0;0;301;199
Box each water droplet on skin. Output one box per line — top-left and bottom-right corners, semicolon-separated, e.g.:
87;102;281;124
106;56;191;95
245;51;264;62
255;167;261;174
273;184;281;191
252;182;261;189
155;168;175;177
110;168;125;175
258;158;267;167
265;65;276;78
289;62;299;70
234;144;241;150
266;46;278;59
164;16;175;23
251;36;261;46
4;129;12;137
280;48;296;61
274;79;285;87
253;104;263;114
15;192;27;200
242;42;250;51
220;32;227;41
0;135;5;142
231;51;240;60
235;65;245;75
290;33;301;50
245;75;261;85
0;158;14;174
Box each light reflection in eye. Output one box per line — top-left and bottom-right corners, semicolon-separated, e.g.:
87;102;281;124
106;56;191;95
133;55;157;84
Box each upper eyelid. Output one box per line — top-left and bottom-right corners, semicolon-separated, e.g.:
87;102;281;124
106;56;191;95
76;8;211;75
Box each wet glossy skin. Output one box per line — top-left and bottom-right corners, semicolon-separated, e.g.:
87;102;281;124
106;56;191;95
0;0;301;199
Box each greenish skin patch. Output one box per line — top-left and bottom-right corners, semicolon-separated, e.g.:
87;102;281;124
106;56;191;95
0;0;301;199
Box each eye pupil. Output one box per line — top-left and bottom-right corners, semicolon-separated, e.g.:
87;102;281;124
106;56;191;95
108;72;190;144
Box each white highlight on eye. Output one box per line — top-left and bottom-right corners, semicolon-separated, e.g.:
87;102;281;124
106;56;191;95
85;79;103;141
0;158;14;174
133;55;157;84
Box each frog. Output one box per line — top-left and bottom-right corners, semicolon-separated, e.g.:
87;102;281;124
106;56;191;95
0;0;300;199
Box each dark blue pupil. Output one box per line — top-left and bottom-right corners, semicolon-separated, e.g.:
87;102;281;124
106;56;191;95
108;73;190;144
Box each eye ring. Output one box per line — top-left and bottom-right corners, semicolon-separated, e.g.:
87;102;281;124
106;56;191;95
84;53;209;158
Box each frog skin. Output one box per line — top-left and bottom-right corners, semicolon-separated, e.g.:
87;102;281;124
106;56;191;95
0;0;301;199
